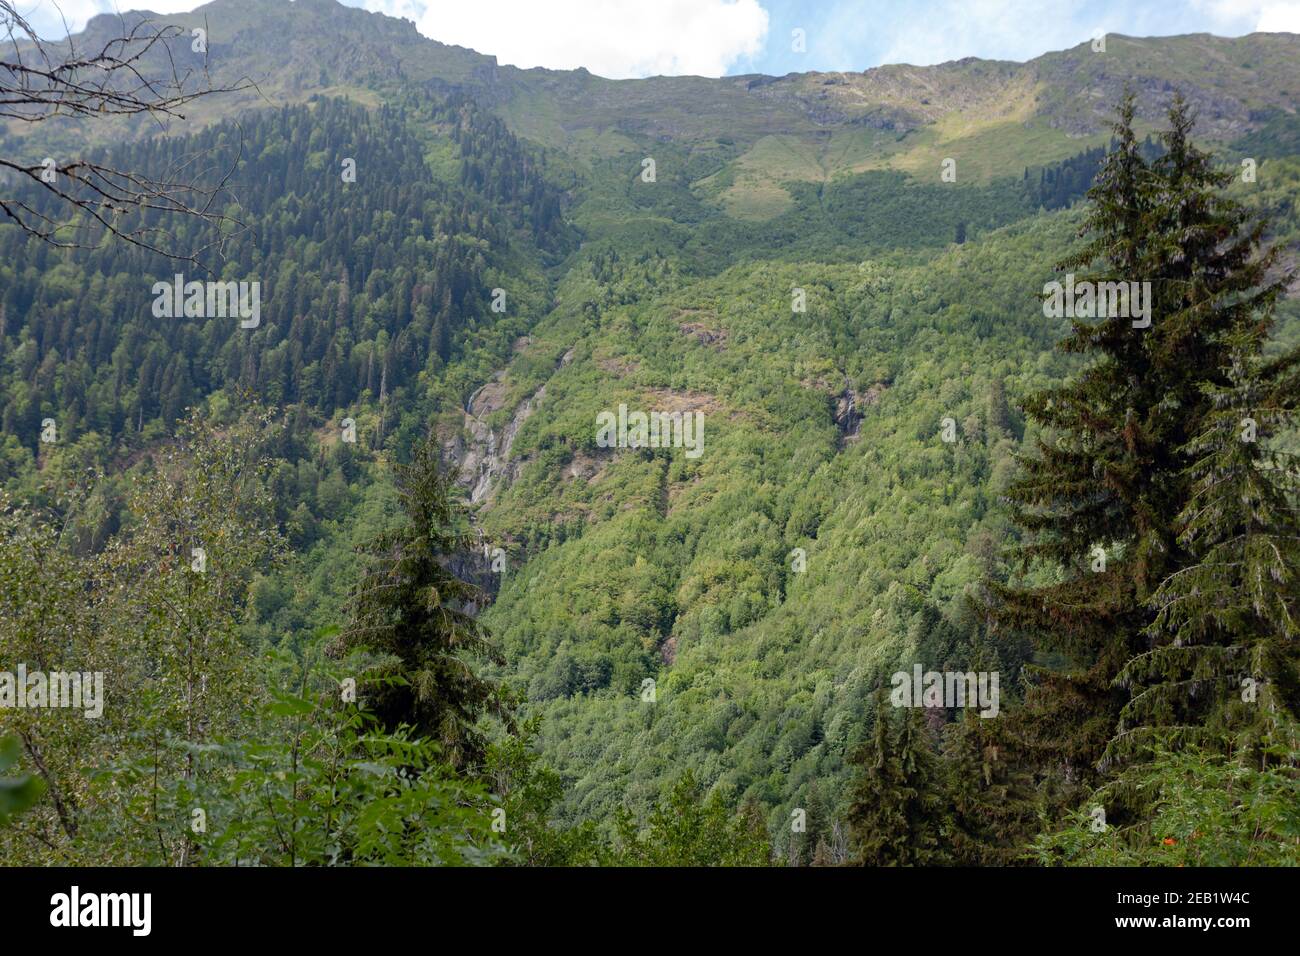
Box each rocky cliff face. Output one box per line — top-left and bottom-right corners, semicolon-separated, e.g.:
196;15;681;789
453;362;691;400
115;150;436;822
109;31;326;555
444;346;574;508
456;377;545;506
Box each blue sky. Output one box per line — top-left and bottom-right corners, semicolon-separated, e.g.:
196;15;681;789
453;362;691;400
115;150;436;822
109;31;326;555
20;0;1300;77
729;0;1300;75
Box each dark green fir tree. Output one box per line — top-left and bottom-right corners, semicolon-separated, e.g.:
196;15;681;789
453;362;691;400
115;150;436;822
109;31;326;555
984;92;1287;804
847;696;951;866
340;435;511;772
1111;322;1300;767
942;712;1040;864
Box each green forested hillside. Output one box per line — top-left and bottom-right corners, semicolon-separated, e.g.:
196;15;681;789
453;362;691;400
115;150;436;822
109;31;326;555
2;0;1298;867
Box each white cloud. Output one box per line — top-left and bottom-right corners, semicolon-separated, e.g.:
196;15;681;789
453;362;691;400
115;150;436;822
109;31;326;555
20;0;119;38
1256;2;1300;32
18;0;767;77
21;0;204;39
25;0;769;78
1191;0;1300;32
359;0;770;78
869;0;1299;70
872;0;1098;67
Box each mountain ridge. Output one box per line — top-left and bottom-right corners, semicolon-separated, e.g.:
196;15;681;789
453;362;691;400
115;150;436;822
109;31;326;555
17;1;1300;160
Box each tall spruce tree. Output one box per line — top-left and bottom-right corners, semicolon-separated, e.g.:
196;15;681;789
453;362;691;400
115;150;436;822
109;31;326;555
847;697;951;866
942;713;1040;864
985;92;1287;799
987;92;1159;791
1111;323;1300;767
341;436;510;772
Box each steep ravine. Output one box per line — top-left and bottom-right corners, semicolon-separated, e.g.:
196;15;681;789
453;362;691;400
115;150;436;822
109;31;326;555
443;345;575;507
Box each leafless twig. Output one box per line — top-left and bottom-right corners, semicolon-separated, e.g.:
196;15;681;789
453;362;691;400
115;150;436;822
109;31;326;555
1;2;259;267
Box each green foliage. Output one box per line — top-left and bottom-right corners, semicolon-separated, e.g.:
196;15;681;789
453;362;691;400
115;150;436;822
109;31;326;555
1036;746;1300;866
1113;324;1300;767
5;15;1300;866
193;647;508;867
341;436;511;771
0;95;558;453
485;715;604;866
941;714;1040;865
0;736;44;827
0;419;542;866
847;701;950;866
612;769;771;867
986;93;1295;799
0;485;102;853
0;406;285;863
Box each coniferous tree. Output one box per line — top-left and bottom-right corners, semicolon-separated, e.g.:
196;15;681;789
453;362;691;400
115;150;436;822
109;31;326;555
810;838;836;867
847;698;950;866
341;436;511;772
942;713;1039;864
799;781;831;866
1111;323;1300;767
985;93;1288;802
985;92;1159;791
785;780;831;866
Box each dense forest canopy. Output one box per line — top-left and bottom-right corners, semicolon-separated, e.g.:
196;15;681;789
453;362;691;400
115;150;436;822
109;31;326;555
1;0;1298;868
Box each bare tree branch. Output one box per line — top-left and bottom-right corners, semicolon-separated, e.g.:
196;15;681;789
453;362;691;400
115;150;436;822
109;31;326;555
1;2;261;268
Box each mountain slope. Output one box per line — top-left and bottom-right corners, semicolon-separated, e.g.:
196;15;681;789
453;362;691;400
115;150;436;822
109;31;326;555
3;0;1299;847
